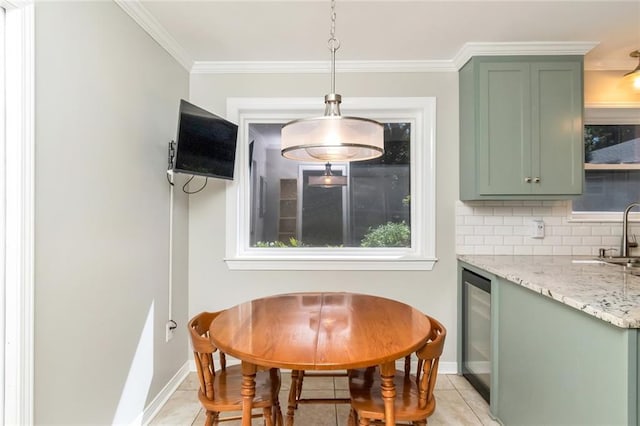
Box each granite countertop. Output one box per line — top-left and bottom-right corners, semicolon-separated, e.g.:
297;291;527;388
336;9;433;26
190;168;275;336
457;255;640;329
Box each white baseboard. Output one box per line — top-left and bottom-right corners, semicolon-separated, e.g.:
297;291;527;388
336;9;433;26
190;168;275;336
437;361;458;375
142;361;191;425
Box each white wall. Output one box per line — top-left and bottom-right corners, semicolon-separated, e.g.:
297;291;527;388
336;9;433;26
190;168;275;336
34;2;189;424
188;72;460;367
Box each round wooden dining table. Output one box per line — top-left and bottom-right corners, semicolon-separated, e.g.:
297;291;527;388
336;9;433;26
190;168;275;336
209;292;432;426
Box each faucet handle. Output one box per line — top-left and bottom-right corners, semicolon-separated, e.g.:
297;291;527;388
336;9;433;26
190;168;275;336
629;234;638;248
599;248;618;258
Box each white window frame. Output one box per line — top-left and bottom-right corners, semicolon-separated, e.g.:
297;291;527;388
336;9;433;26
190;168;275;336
2;1;34;425
225;97;437;271
569;104;640;222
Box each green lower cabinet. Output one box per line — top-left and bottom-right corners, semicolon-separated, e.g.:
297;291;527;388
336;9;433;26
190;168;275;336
494;278;638;425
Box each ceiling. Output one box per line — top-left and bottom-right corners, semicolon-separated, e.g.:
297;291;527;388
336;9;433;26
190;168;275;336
127;0;640;72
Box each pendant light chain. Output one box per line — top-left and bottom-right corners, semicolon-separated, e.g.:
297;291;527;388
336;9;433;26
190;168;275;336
328;0;340;94
280;0;384;163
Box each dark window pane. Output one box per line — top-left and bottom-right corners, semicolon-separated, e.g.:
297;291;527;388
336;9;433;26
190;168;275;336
249;122;412;248
573;170;640;212
585;125;640;164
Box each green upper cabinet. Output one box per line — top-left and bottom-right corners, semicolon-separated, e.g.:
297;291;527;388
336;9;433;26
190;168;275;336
460;56;584;200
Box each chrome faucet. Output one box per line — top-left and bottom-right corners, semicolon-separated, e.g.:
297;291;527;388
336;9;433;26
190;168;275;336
622;202;640;257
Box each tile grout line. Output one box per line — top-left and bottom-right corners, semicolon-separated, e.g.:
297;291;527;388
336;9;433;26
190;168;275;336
455;387;485;425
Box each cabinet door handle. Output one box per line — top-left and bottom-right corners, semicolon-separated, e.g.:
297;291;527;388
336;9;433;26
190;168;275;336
524;177;532;183
534;177;540;183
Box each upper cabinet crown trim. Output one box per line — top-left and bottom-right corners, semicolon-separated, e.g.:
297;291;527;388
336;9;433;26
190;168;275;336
453;41;598;70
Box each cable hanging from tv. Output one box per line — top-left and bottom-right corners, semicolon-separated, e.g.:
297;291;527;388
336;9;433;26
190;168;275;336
182;175;208;194
167;139;209;194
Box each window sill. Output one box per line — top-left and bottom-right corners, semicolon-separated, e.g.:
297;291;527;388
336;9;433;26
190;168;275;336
224;257;438;271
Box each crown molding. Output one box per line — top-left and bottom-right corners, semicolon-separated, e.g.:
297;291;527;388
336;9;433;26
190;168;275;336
112;5;603;75
114;0;193;71
453;41;599;70
191;59;456;74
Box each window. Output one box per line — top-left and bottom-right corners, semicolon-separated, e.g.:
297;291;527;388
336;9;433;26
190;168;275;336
3;3;35;425
571;107;640;221
225;97;436;270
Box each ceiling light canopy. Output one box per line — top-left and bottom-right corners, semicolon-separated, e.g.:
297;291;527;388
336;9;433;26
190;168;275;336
280;0;384;163
624;50;640;92
308;163;348;188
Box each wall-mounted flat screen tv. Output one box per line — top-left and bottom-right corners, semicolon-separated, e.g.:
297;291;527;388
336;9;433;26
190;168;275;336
173;99;238;180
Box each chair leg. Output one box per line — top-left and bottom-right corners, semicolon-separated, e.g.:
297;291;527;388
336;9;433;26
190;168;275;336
286;370;301;426
347;408;358;426
264;407;274;426
205;410;216;426
296;371;304;402
275;402;284;426
358;416;370;426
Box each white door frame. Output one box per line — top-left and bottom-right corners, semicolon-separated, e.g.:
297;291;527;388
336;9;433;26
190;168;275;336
2;1;35;425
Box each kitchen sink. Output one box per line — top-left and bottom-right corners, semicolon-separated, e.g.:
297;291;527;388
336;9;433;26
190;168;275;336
598;256;640;266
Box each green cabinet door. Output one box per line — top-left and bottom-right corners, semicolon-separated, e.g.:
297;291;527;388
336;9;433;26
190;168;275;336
460;56;584;200
531;61;584;195
477;61;532;195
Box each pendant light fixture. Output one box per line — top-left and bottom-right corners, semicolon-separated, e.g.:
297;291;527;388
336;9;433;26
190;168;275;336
308;163;348;188
624;50;640;92
280;0;384;162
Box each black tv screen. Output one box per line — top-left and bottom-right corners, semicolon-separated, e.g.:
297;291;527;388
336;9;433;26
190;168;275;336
173;99;238;180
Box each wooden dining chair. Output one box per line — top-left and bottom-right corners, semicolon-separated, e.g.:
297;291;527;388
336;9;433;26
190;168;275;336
347;316;447;426
189;311;283;426
287;369;350;409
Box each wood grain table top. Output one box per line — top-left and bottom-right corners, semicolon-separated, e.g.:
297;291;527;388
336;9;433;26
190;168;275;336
209;292;432;371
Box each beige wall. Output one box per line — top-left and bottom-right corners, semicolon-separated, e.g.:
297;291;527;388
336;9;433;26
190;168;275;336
188;72;460;368
34;2;189;423
585;70;640;104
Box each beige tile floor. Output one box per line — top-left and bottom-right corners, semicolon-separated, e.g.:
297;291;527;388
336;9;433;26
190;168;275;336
150;371;499;426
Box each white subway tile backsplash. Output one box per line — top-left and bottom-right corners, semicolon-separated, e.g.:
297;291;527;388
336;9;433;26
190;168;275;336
456;225;474;236
571;226;592;236
513;207;533;216
532;207;553;216
562;236;582;245
582;236;603;246
503;216;524;226
493;207;513;216
541;216;562;226
473;207;495;216
602;236;621;247
494;226;514;235
474;226;495;235
513;225;530;236
494;245;514;255
551;226;571;236
455;200;628;256
464;215;485;225
572;246;592;256
503;236;524;245
484;236;504;245
475;246;495;255
514;246;533;255
533;245;554;255
591;227;612;236
553;246;573;255
484;216;504;225
541;236;562;246
464;235;484;245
